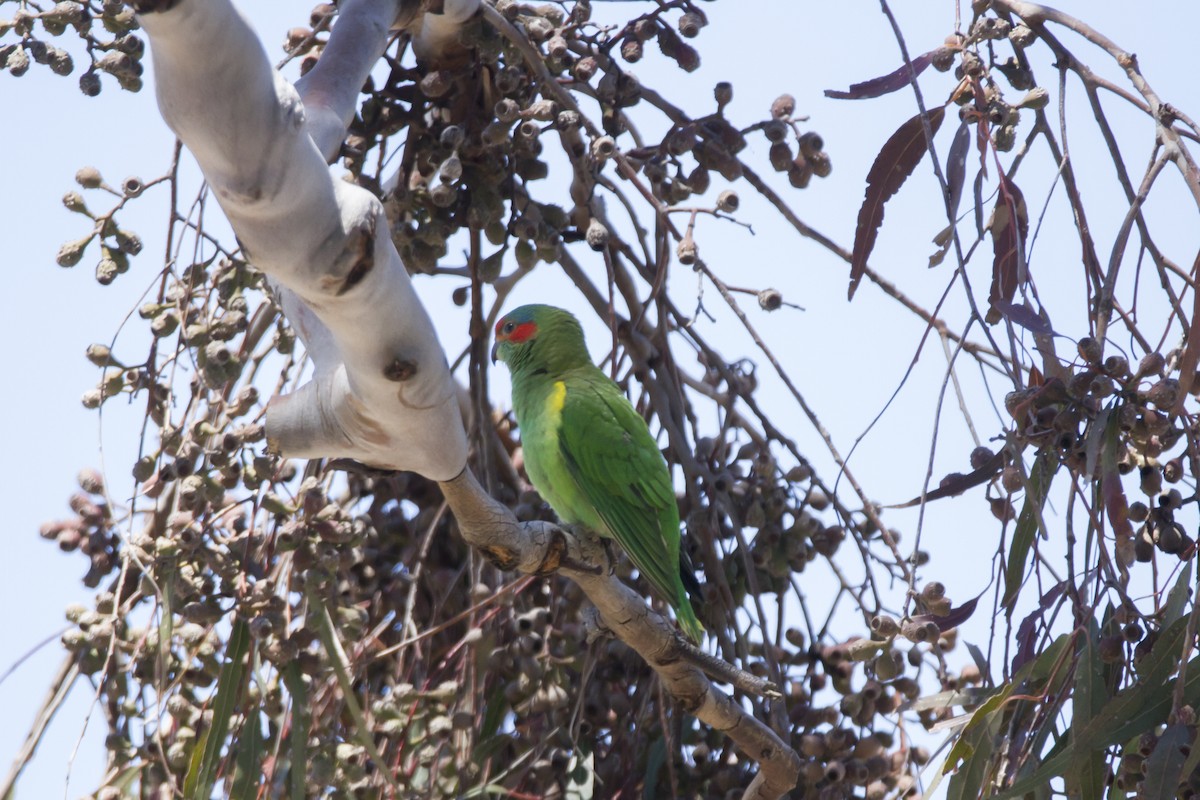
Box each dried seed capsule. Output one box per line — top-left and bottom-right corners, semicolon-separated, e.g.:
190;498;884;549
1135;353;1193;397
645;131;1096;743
716;189;739;213
714;81;733;107
769;141;793;172
771;93;796;119
1077;336;1102;364
546;34;568;61
678;11;705;38
584;218;609;251
590;135;616;161
75;166;103;188
56;235;91;267
758;289;782;311
870;615;899;638
809;151;832;178
573;55;598;82
62;191;88;214
676;235;697;265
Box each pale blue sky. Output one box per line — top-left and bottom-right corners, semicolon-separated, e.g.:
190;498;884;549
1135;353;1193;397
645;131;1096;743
2;1;1197;796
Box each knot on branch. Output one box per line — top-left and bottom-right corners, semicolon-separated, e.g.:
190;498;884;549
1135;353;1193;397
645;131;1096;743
383;357;418;382
332;215;376;295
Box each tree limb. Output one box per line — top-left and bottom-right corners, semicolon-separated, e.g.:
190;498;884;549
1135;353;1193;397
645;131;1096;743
439;469;801;800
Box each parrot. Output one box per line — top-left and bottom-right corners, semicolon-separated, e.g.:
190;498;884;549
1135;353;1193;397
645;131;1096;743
491;304;704;643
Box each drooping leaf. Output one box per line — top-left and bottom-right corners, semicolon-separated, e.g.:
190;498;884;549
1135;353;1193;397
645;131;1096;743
992;619;1197;799
849;106;946;299
928;119;973;267
825;51;935;100
1013;581;1066;674
1003;451;1055;616
642;738;666;800
946;119;971;221
973;170;986;238
990;299;1055;336
965;642;991;684
1142;723;1190;799
230;712;264;800
282;662;308;800
1066;618;1106;800
184;617;251;800
890;449;1004;508
911;593;981;632
1100;410;1134;548
1083;406;1111;480
986;173;1029;324
1163;561;1193;628
1172;251;1200;406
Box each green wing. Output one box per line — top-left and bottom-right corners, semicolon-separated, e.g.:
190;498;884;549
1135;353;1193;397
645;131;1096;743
557;371;683;609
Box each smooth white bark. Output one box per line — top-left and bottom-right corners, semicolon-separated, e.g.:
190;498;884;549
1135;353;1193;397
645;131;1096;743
140;0;467;480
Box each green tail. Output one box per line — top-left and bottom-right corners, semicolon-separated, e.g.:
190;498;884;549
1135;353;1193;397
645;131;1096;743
675;596;704;644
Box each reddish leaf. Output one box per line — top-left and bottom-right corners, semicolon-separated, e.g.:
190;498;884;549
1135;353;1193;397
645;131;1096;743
1100;410;1134;549
1012;581;1067;673
825;52;935;100
1173;251;1200;409
991;299;1055;336
1103;470;1133;544
911;594;981;633
849;107;946;299
985;174;1028;324
888;449;1004;508
945;119;971;220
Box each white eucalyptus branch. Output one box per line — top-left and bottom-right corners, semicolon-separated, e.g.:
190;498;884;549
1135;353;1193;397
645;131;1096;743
136;0;468;480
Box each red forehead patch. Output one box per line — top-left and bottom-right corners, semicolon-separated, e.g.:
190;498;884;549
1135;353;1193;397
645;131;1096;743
507;321;538;343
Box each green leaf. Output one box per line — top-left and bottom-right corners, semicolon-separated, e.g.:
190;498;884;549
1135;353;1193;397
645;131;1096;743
310;594;403;797
184;617;251;800
1142;723;1190;798
1066;618;1106;799
642;738;666;800
1163;561;1193;628
473;686;511;767
945;711;999;800
1003;451;1055;615
943;683;1013;778
229;712;264;799
1175;726;1200;798
992;620;1198;799
282;662;308;800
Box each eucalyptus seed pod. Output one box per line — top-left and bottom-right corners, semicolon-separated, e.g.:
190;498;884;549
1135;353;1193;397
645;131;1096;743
715;189;739;213
676;234;697;265
584;217;609;251
713;81;733;108
678;11;705;38
769;141;793;172
757;289;782;311
770;93;796;120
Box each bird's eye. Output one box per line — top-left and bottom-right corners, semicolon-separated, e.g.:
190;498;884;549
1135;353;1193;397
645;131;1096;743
503;321;515;334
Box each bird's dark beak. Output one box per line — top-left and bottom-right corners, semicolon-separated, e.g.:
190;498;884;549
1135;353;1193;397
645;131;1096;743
490;341;500;364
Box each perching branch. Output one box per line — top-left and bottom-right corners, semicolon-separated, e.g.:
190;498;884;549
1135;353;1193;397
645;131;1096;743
439;469;800;800
132;1;801;796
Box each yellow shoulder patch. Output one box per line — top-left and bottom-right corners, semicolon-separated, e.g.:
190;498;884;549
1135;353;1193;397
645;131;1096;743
547;380;567;417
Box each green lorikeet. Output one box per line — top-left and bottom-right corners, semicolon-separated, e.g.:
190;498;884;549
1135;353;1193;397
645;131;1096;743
491;304;704;643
